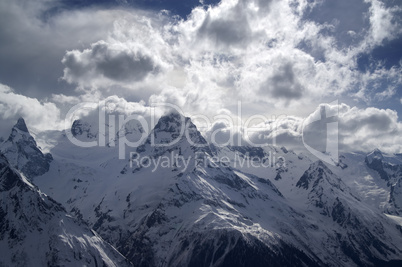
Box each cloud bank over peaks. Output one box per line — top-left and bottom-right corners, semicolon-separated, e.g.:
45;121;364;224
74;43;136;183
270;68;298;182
243;102;402;154
1;80;401;155
0;0;401;155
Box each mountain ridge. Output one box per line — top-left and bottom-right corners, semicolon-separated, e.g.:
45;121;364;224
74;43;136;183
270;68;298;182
2;115;402;266
0;152;132;267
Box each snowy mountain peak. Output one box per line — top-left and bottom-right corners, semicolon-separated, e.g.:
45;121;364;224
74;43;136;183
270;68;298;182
137;112;211;157
365;148;384;164
0;118;52;179
154;111;183;131
364;148;392;183
152;112;203;141
310;159;329;170
8;117;32;141
14;117;29;132
296;160;335;190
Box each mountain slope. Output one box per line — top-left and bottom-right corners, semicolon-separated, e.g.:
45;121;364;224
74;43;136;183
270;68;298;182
33;113;324;266
0;154;131;267
293;160;402;266
364;149;402;215
94;113;327;266
8;114;402;266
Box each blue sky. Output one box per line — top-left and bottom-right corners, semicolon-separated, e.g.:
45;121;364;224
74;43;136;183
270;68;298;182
53;0;221;18
0;0;401;152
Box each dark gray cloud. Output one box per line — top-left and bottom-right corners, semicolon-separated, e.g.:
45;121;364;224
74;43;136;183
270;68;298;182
260;62;304;101
0;0;118;99
62;41;159;84
97;53;155;82
340;110;394;132
254;0;274;13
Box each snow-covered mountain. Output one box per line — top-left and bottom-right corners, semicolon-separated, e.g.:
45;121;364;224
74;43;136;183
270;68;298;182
364;149;402;215
0;153;131;267
0;118;52;179
2;114;402;266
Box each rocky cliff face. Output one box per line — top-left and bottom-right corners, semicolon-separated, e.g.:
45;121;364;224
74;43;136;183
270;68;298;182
0;153;131;267
365;149;402;215
0;118;52;179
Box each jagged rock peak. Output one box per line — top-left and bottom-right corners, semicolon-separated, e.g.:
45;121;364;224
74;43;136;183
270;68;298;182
152;112;206;143
365;148;384;164
0;118;52;179
7;117;34;143
296;160;333;190
14;117;29;132
368;148;383;157
154;111;193;132
311;160;331;171
136;112;212;156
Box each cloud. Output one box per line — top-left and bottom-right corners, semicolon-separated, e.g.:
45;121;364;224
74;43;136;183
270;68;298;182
0;83;62;138
340;106;396;133
55;0;402;149
196;1;253;48
204;120;245;146
260;62;304;101
62;40;162;85
0;0;128;98
47;0;401;117
0;0;401;154
366;0;402;46
238;102;402;154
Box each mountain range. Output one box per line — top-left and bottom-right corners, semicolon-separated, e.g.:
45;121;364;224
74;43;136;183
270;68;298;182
1;114;402;266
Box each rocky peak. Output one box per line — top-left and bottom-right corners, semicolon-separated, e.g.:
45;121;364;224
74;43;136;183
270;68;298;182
7;117;33;143
14;117;29;132
0;118;52;179
296;161;331;189
365;149;391;182
137;112;211;156
365;148;383;165
153;111;183;132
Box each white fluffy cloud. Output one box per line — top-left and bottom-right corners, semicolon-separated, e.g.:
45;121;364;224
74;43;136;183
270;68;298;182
366;0;402;46
58;0;401;117
61;14;174;92
0;0;401;154
240;103;402;153
0;84;63;137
